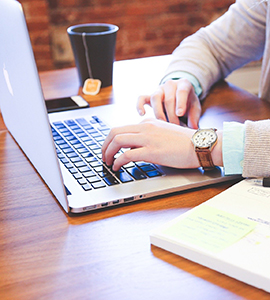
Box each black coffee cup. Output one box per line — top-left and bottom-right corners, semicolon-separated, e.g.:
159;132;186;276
67;23;119;88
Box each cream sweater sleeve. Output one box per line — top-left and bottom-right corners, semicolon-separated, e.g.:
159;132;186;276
164;0;266;99
243;120;270;177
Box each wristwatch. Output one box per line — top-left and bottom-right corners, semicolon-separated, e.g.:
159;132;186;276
191;128;218;171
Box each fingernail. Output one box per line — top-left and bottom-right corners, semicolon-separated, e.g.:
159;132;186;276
138;109;144;116
176;108;183;116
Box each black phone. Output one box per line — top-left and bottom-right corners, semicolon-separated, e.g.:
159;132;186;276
45;96;89;113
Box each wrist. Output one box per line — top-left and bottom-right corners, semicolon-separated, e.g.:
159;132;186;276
191;128;223;170
212;130;223;167
160;71;202;97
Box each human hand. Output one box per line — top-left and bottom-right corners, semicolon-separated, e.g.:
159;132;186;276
102;118;201;171
137;78;201;129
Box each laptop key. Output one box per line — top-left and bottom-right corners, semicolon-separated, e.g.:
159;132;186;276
54;137;65;143
64;119;76;126
77;133;88;139
70;156;83;163
69;139;81;146
73;173;83;180
75;118;90;126
74;161;87;168
87;176;101;184
90;160;102;168
82;170;96;178
115;171;134;183
93;166;104;173
68;167;78;174
61;157;69;164
63;147;74;154
92;181;106;189
84;140;96;146
57;152;65;159
84;156;96;163
126;167;147;180
78;166;92;173
66;152;79;159
146;170;162;177
58;143;70;149
123;161;136;168
103;176;119;186
81;183;92;191
64;163;73;169
77;147;89;154
139;164;156;172
78;178;88;185
65;135;76;141
97;168;111;178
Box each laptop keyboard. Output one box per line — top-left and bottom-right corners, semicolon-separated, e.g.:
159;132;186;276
51;116;162;191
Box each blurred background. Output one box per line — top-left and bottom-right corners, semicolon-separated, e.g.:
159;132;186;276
20;0;234;71
20;0;260;94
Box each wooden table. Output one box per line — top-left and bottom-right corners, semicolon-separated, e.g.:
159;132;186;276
1;56;270;299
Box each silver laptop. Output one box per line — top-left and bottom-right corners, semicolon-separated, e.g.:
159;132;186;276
0;0;239;213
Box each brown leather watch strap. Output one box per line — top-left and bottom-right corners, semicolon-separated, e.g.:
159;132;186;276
195;148;215;171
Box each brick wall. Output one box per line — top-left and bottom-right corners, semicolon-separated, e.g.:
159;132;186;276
20;0;54;70
20;0;235;71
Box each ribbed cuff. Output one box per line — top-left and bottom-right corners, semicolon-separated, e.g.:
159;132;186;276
160;71;203;97
223;121;245;175
243;120;270;177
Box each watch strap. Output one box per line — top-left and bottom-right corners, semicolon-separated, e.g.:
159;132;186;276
195;148;215;171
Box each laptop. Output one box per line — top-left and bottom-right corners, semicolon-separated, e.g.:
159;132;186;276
0;0;239;214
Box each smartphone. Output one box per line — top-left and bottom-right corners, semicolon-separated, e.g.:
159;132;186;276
45;96;89;113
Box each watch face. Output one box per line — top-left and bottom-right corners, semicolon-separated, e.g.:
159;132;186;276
192;129;217;148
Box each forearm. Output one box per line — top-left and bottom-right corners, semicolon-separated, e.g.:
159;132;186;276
243;120;270;177
212;130;223;168
222;119;270;178
164;0;266;99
